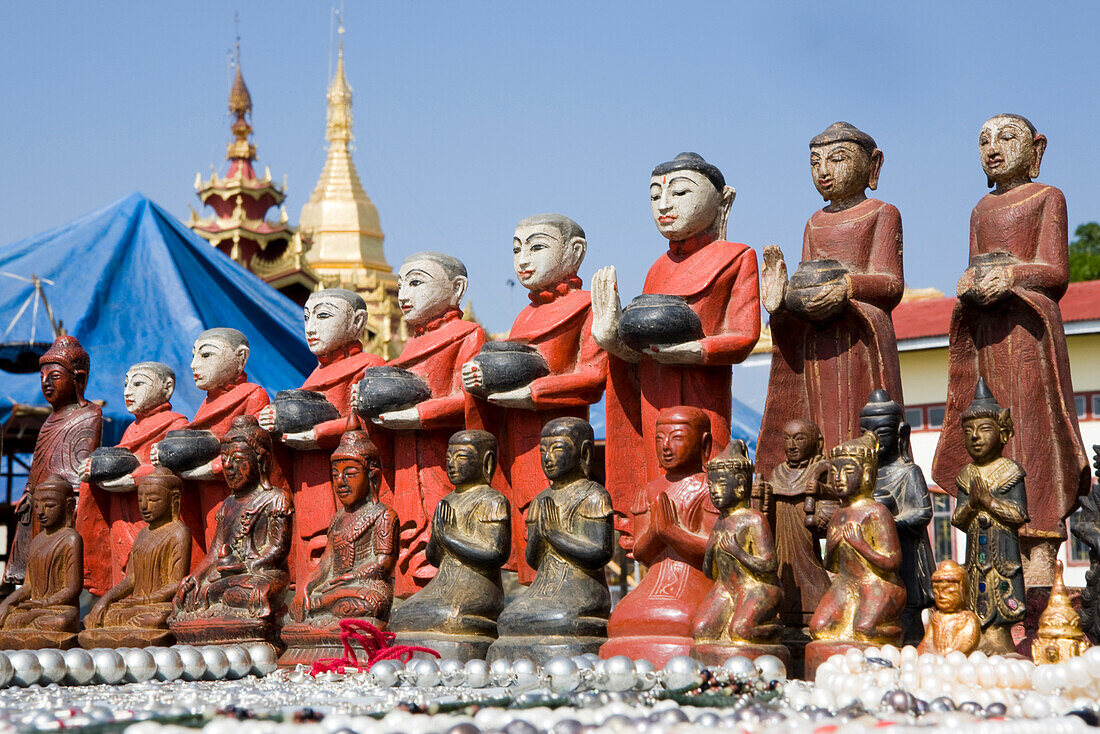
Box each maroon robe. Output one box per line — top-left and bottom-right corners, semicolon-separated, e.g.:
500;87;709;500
605;234;760;543
933;182;1089;539
77;402;187;595
467;284;607;582
757;198;905;477
385;311;486;598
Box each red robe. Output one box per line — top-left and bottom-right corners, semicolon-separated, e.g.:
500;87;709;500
605;234;760;540
287;344;386;584
385;311;486;598
757;198;905;477
467;284;607;582
933;182;1089;539
182;374;270;568
77;402;187;595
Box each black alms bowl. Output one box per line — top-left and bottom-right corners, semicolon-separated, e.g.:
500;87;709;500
157;430;221;473
87;446;140;483
617;294;704;352
354;367;432;419
784;259;849;313
272;389;340;435
468;342;550;397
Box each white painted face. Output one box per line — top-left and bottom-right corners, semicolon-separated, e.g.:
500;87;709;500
512;223;585;292
123;366;170;416
191;338;242;392
397;259;463;326
979;116;1035;184
304;295;364;356
649;169;722;241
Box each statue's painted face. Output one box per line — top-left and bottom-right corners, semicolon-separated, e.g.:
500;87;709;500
398;259;461;326
512;223;582;292
222;443;258;492
962;416;1005;463
979;116;1034;184
540;435;579;482
124;367;169;416
650;169;721;241
34;489;68;531
783;421;819;465
191;337;241;392
39;363;76;408
446;442;482;486
331;458;373;509
810;142;871;202
707;468;748;510
932;577;964;612
138;483;172;524
304;296;362;357
830;456;864;499
655;420;704;472
860;414;900;461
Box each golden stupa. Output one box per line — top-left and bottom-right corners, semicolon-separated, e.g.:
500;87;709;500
1032;560;1090;664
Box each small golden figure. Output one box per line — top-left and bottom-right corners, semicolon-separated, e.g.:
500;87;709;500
917;560;981;656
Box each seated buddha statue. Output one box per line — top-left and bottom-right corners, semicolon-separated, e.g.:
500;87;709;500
389;430;510;661
0;475;83;649
79;467;192;648
917;560;981;656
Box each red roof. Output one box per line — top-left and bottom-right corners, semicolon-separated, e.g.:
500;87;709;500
893;279;1100;342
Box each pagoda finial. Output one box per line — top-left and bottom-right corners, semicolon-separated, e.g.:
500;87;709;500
326;18;353;145
226;21;255;162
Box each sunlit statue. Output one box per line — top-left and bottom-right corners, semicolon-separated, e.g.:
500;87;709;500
390;430;510;661
602;407;717;665
170;416;291;645
917;560;981;656
934;114;1088;588
488;418;613;663
0;475;83;649
79;468;192;648
280;430;398;667
691;440;785;666
1032;561;1090;664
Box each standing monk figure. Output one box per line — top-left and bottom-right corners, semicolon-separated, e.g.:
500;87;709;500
5;336;101;589
463;215;606;582
372;252;485;597
933;114;1088;588
757;123;904;478
258;289;385;583
593;152;760;544
78;362;187;595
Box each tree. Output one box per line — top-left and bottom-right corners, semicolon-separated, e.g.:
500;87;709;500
1069;222;1100;283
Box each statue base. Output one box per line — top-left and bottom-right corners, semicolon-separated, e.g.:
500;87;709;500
487;634;605;664
393;632;493;662
690;641;791;669
169;617;280;647
77;627;173;649
599;635;693;666
279;619;386;669
0;630;77;650
804;639;880;680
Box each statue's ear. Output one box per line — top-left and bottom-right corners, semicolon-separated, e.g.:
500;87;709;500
351;308;369;337
868;149;884;191
163;376;176;400
235;345;250;371
899;422;912;459
716;186;736;240
568;236;587;272
450;275;469;306
701;432;713;464
579;440;594;478
482;449;497;482
1030;134;1047;179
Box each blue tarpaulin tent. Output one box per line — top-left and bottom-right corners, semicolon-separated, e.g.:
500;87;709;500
0;192;315;447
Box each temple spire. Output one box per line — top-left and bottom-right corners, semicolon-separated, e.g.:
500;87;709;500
326;29;353;146
226;60;255;161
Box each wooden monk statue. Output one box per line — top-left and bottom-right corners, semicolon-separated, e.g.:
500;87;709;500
758;122;904;480
169;416;291;646
934;114;1088;588
0;475;82;649
949;378;1027;655
280;430;398;668
488;418;613;663
917;560;981;656
691;440;785;667
389;430;510;661
78;361;187;596
6;336;101;590
593;153;760;547
79;467;192;648
805;432;905;678
1071;459;1100;645
602;407;717;665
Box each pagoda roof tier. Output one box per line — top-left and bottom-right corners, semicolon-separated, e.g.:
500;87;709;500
195;163;287;206
187;205;295;248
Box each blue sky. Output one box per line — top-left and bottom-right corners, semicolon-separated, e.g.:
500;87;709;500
3;2;1099;335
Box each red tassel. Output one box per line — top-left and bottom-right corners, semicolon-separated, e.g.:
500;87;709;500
310;619;440;675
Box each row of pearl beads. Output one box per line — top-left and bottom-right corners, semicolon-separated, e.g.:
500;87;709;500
0;643;277;688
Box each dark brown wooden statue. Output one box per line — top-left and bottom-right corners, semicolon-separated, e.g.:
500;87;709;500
281;430;398;668
6;336;101;589
758;123;905;480
0;475;83;649
169;416;291;646
487;418;613;663
79;468;192;648
949;378;1027;654
805;432;905;678
691;440;785;667
602;407;716;665
934;114;1088;589
389;430;510;661
1070;450;1100;644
